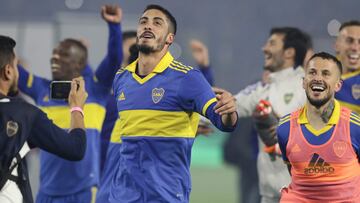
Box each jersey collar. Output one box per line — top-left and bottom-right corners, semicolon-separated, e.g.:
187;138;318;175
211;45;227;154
298;99;341;125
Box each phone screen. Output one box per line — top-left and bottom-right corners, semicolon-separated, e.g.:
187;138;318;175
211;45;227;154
50;81;72;100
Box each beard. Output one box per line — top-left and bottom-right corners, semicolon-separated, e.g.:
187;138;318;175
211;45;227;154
137;37;167;55
264;52;285;72
7;84;19;97
306;91;332;109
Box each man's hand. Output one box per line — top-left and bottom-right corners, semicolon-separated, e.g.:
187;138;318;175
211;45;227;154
101;5;122;24
213;87;238;127
68;77;88;109
189;39;209;67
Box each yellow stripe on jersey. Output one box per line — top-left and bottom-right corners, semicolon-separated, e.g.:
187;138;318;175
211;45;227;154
350;114;360;123
171;61;193;71
40;103;106;130
341;70;360;80
169;65;188;73
350;119;360;127
279;117;290;126
279;115;290;122
202;98;217;116
339;101;360;114
27;74;34;88
110;118;123;143
116;66;127;75
118;110;200;138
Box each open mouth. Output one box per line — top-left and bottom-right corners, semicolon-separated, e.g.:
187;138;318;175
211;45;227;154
51;63;61;72
140;31;155;39
310;83;326;92
264;52;272;60
348;53;359;64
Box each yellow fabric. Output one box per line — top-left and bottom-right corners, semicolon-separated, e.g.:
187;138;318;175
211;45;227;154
202;98;217;115
27;74;33;88
110;118;123;143
118;109;200;138
298;100;341;136
40;103;106;130
341;70;360;80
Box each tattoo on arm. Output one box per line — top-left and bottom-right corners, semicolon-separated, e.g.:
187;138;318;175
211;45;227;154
321;100;335;123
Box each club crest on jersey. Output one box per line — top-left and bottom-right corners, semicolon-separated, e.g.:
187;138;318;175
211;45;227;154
351;84;360;100
152;88;165;104
284;93;294;104
333;141;347;158
6;121;19;137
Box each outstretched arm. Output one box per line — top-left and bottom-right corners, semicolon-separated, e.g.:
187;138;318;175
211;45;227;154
95;4;123;89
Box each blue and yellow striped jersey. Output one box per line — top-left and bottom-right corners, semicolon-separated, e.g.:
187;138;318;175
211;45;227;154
18;65;108;196
110;52;234;202
335;71;360;114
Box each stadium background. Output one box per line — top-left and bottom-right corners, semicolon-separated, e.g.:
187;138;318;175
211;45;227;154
0;0;359;202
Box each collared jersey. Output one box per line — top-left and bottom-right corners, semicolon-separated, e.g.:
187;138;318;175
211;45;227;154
110;52;234;203
335;70;360;114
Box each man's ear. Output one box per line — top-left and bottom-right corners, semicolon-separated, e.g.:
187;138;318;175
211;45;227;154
1;64;12;81
165;33;175;45
334;79;343;92
284;47;295;59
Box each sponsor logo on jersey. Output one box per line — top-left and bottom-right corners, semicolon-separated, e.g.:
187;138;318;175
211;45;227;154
304;153;335;175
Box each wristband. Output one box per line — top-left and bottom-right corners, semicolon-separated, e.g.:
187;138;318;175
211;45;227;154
70;107;84;117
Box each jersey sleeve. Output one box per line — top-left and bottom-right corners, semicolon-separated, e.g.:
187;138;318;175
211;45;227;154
95;22;123;90
177;69;235;132
18;64;49;100
27;107;86;161
277;115;291;162
349;112;360;160
234;82;265;118
198;65;214;86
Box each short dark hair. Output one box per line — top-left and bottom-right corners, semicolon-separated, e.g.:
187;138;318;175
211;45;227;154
62;38;88;66
143;4;177;35
308;52;343;75
122;31;137;42
339;20;360;31
0;35;16;70
270;27;310;68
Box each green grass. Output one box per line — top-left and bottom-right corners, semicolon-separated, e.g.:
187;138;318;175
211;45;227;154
190;166;238;203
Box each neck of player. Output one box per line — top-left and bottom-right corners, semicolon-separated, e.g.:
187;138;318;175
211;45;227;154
306;98;335;130
137;48;168;76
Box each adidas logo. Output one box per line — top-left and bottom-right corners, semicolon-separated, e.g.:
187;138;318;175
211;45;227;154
304;153;335;175
118;92;125;101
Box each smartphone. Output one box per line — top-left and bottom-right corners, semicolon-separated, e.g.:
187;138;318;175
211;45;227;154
50;81;72;100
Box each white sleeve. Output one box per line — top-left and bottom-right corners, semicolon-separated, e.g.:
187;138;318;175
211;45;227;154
235;83;267;118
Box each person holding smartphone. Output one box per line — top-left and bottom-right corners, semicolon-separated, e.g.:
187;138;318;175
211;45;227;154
16;5;123;203
0;35;88;203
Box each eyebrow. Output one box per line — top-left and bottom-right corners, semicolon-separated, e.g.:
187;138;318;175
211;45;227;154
139;16;165;23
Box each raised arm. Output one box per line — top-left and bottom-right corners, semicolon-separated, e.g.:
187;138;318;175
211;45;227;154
18;64;49;100
95;4;123;89
189;39;214;85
